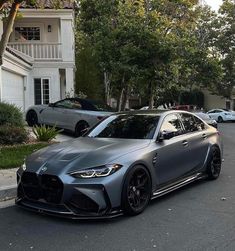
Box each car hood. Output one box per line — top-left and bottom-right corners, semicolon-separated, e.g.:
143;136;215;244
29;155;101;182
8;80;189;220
25;137;151;175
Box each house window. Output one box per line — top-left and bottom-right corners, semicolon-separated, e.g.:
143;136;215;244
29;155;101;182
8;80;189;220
34;78;50;105
15;27;40;41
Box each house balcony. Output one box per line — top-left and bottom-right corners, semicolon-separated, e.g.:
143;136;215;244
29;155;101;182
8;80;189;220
8;42;62;61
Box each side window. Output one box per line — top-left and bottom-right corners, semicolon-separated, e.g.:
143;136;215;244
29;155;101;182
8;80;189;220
54;100;73;109
208;110;214;114
160;114;183;137
180;113;198;133
194;116;206;131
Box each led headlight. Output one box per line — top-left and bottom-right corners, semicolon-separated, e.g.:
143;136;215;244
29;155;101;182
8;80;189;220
70;164;123;179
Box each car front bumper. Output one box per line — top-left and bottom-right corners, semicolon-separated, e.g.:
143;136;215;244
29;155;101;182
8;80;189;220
16;170;124;219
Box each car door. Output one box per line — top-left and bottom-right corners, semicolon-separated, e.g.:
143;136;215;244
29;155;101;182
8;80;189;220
210;109;224;121
41;99;73;128
179;113;209;173
154;114;192;185
207;110;217;120
64;99;83;130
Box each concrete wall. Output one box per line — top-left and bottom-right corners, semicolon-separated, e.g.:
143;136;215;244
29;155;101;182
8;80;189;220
203;89;228;111
60;18;75;62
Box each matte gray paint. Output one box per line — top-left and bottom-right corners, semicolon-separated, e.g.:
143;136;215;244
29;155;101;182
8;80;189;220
17;110;222;217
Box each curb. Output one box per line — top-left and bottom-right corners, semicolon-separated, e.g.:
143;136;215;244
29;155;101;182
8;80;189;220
0;185;17;202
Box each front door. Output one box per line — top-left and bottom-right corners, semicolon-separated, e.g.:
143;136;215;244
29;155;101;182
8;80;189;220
154;114;190;185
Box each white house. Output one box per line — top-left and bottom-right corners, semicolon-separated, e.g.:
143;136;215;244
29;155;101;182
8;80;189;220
0;1;75;112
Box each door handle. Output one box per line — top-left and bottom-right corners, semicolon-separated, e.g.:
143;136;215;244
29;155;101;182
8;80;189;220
182;140;188;147
202;133;207;139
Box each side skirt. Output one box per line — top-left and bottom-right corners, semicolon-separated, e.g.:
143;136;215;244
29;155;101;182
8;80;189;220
151;172;207;200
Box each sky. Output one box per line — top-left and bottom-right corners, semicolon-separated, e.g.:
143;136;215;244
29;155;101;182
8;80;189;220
205;0;223;11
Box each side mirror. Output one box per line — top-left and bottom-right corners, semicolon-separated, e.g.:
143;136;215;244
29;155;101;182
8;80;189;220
49;103;55;107
158;130;175;142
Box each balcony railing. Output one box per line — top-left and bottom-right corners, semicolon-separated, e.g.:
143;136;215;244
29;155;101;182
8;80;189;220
8;42;62;60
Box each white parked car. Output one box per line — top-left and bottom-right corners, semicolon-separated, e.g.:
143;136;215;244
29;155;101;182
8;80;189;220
207;109;235;122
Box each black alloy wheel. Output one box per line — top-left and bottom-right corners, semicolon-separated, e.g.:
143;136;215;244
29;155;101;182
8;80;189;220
74;121;89;137
207;147;222;180
122;165;151;216
26;110;38;126
217;116;223;123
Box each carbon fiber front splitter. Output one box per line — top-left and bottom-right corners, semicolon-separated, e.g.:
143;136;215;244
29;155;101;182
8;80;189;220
15;198;123;220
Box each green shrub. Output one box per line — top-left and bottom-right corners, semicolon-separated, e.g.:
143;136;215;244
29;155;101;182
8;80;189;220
0;126;27;145
33;125;63;142
0;102;24;127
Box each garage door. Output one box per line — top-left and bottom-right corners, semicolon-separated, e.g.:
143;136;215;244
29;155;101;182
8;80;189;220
2;70;24;111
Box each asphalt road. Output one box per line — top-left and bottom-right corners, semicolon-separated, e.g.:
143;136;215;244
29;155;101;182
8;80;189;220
0;123;235;251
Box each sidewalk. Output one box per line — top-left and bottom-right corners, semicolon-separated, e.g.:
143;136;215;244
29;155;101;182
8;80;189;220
0;168;17;202
0;132;74;202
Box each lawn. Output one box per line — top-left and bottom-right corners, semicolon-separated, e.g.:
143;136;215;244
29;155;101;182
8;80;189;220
0;143;49;169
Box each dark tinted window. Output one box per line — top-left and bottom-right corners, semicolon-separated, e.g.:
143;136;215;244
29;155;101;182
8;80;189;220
88;114;159;139
181;113;205;132
160;114;183;137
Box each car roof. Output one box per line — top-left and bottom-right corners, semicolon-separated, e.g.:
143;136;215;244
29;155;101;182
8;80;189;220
114;109;195;116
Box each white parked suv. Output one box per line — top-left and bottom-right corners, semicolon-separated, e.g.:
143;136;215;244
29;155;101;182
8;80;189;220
207;109;235;122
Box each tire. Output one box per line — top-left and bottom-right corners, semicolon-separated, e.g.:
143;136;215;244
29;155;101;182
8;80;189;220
74;121;89;137
207;147;222;180
26;110;38;126
122;165;152;216
217;116;223;123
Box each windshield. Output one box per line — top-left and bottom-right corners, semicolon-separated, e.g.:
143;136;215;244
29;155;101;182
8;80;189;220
87;114;160;139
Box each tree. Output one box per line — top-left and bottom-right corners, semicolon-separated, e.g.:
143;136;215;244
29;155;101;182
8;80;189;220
0;0;75;65
76;0;225;110
77;0;200;109
209;0;235;99
75;42;104;100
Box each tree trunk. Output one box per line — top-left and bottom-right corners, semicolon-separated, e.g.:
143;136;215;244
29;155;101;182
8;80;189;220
104;71;111;105
121;85;129;111
117;87;124;112
0;1;21;65
148;82;155;109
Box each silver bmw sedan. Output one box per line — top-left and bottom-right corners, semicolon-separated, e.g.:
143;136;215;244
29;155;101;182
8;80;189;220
16;110;222;219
